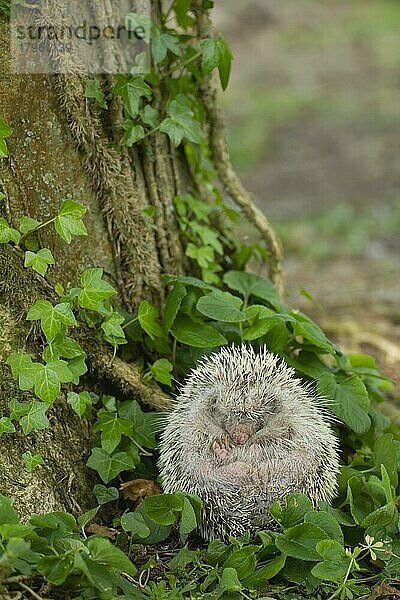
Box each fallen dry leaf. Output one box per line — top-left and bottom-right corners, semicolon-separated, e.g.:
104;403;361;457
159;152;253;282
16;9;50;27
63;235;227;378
358;582;400;600
86;523;117;540
120;478;161;506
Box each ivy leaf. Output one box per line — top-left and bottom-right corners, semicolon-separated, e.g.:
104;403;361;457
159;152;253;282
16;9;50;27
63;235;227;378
6;353;42;390
24;248;55;277
93;411;133;454
0;117;12;158
160;95;202;146
142;105;159;127
163;282;187;332
196;290;247;323
101;312;127;346
34;361;72;404
125;13;152;44
22;451;44;472
86;448;135;483
138;300;165;340
199;37;219;74
0;217;21;244
122;122;145;147
26;300;60;341
93;484;119;505
151;32;181;64
317;372;371;434
67;355;88;385
119;399;161;449
78;268;117;311
67;391;93;417
0;495;19;524
50;335;85;359
0;417;16;437
149;358;173;386
20;401;50;434
114;74;152;118
86;537;136;575
19;216;42;234
143;494;183;525
84;79;107;109
172;0;195;28
54;302;77;327
54;199;87;244
172;315;227;348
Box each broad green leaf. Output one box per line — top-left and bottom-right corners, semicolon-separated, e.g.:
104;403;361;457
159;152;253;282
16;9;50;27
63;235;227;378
222;546;259;580
78;268;117;311
223;270;280;305
179;497;198;541
216;37;233;91
199;37;219;74
160;94;202;146
0;217;21;244
67;355;88;385
168;546;200;572
311;540;351;583
122;122;145;146
22;451;44;472
34;361;72;404
93;411;132;454
85;79;107;108
0;417;15;437
151;32;181;64
38;554;74;585
93;484;119;505
293;315;335;352
304;511;344;544
138;300;165;340
172;0;195;28
6;353;42;390
54;302;77;327
67;391;93;417
114;74;152;117
373;433;398;487
54;199;87;244
142;105;159;127
20;401;50;434
86;448;134;483
172;315;227;347
78;506;100;529
18;216;42;234
0;495;19;525
163;282;187;332
101;312;127;345
50;335;85;359
143;494;183;525
121;511;151;538
317;372;370;434
361;501;397;529
133;502;172;544
218;568;242;593
24;248;55;276
162;273;216;290
196;290;247;322
269;493;313;528
243;554;286;589
275;523;329;561
149;358;173;386
118;399;161;449
26;300;60;342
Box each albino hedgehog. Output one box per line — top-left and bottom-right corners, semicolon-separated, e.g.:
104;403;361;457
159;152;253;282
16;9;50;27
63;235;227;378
158;345;339;541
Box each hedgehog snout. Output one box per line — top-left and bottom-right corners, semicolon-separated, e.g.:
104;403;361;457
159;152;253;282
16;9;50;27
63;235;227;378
225;421;259;445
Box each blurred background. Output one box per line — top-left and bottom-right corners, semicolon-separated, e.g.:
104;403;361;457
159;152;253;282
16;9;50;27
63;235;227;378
214;0;400;392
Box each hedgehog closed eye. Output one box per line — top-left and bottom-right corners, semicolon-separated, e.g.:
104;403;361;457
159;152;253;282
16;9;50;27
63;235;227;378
158;345;339;541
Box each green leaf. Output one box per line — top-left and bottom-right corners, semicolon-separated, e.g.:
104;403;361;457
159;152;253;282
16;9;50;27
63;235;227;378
86;537;136;575
67;391;93;417
172;0;195;28
78;506;100;529
216;37;233;91
275;523;329;561
22;451;44;472
49;334;85;359
121;511;151;538
19;401;50;434
0;117;12;139
179;497;198;541
317;373;371;434
304;511;344;544
34;361;72;404
163;282;187;332
122;122;145;147
93;484;119;505
160;94;202;146
172;315;227;347
243;554;286;589
196;290;247;322
138;300;165;340
38;554;74;585
0;217;21;244
199;37;219;74
118;399;160;449
54;199;87;244
311;540;351;583
18;215;42;234
361;501;397;529
269;493;313;528
223;270;280;305
78;268;117;311
149;358;173;386
93;411;132;454
373;433;398;487
0;417;15;437
67;355;88;385
143;494;184;525
101;312;127;346
142;105;159;127
151;32;181;64
24;248;55;276
125;13;152;43
293;315;335;352
218;567;242;593
54;302;77;327
222;546;259;580
85;79;107;109
0;495;19;525
114;74;152;118
6;353;42;390
26;300;61;342
86;448;134;483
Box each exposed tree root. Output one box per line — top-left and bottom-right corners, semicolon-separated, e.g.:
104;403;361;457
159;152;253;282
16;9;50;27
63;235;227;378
194;1;285;297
